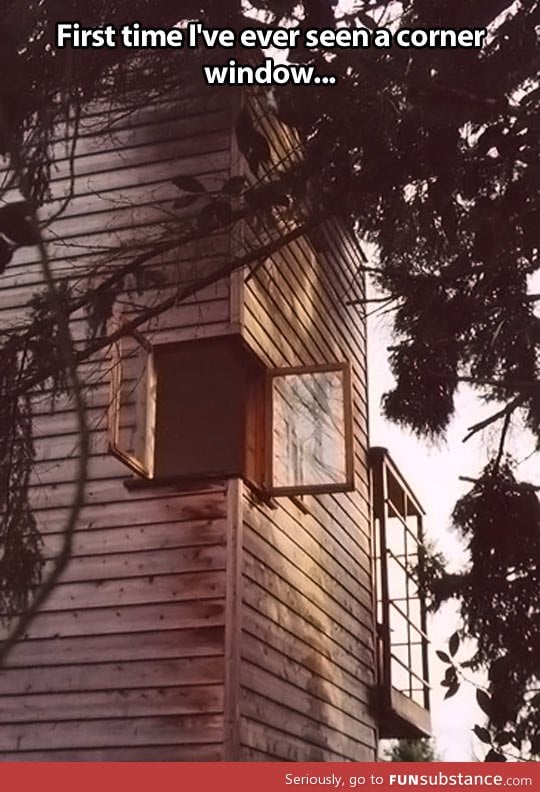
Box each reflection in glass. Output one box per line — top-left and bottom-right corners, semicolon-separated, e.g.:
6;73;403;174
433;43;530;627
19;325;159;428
272;368;349;490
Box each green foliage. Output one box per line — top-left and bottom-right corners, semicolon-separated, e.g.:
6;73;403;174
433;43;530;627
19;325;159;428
384;739;440;762
0;342;43;623
282;2;539;444
450;465;538;752
433;571;539;760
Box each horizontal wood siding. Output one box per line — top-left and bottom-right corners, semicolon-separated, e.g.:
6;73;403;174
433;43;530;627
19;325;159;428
0;484;229;760
0;79;236;760
237;95;376;760
0;80;380;761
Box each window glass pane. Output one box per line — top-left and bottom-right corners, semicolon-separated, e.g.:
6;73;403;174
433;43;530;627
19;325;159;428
116;336;147;458
271;367;349;490
109;333;155;477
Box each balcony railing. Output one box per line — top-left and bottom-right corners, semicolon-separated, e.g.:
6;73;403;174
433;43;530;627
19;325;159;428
370;446;431;738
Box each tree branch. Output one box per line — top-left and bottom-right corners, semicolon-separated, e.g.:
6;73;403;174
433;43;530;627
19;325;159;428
462;395;524;443
459;475;540;491
494;411;512;470
7;211;321;400
0;103;89;667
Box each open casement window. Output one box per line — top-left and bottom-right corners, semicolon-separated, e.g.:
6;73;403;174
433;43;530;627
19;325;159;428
109;330;157;478
266;363;354;496
109;334;264;483
370;446;431;738
109;333;353;496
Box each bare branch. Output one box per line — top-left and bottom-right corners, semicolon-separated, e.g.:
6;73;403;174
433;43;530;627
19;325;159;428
462;395;524;443
459;475;540;491
0;103;89;667
6;211;321;400
494;411;512;470
41;102;82;228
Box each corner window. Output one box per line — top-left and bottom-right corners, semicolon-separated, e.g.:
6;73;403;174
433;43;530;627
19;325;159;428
268;364;354;495
370;446;431;738
109;333;354;496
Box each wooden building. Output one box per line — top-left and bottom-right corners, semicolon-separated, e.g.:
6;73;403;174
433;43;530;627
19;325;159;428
0;66;430;760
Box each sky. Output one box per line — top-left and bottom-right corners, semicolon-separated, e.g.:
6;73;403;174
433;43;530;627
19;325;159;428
368;309;479;760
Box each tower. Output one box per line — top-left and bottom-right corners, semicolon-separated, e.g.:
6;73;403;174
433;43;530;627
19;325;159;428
0;68;429;760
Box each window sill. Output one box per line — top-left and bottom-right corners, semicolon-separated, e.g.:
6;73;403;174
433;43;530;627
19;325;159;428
242;482;311;515
243;478;277;510
123;473;230;493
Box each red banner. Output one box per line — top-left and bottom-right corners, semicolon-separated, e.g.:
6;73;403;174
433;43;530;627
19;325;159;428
0;762;538;792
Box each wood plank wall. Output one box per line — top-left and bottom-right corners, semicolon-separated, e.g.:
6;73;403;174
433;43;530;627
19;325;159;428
0;72;236;760
0;76;379;761
236;91;378;761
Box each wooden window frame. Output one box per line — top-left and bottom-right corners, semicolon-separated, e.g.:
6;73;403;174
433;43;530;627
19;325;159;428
265;361;355;497
110;334;354;498
108;329;156;479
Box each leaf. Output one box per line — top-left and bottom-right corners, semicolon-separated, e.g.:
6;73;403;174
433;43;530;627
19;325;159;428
473;725;491;744
246;182;290;210
444;682;459;699
522;85;540;108
246;151;262;176
249;130;271;170
476;689;493;717
476;125;503;155
436;650;451;663
171;175;206;193
488;656;507;682
85;288;116;337
444;665;457;684
221;176;246;196
355;11;377;29
495;731;513;746
197;200;233;231
235;107;255;156
235;106;271;175
275;95;304;127
173;194;201;210
0;201;40;246
449;631;460;657
484;749;506;762
0;237;13;273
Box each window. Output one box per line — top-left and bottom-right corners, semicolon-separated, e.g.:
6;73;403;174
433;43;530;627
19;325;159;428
109;333;354;495
268;364;354;495
108;330;156;478
370;446;431;738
